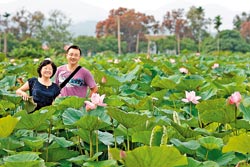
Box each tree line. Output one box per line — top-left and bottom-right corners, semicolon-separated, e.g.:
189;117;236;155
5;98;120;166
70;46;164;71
1;6;250;58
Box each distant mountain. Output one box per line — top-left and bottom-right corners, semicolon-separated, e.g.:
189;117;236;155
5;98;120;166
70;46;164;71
70;20;97;37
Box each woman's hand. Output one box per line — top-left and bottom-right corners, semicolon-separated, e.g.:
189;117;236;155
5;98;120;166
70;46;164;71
20;92;30;101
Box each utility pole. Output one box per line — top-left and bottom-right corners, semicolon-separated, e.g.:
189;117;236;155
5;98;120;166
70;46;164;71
3;12;10;56
136;33;139;53
117;15;121;55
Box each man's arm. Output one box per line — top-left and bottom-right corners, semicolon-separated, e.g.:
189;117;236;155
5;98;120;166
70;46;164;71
89;86;98;97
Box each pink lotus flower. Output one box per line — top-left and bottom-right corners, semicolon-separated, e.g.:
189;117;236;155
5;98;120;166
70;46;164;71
179;67;188;74
85;101;97;110
120;150;126;159
182;91;201;104
42;44;49;50
101;76;107;83
91;93;107;107
84;93;107;111
212;63;219;69
228;91;242;107
114;59;119;64
170;58;176;64
134;57;141;63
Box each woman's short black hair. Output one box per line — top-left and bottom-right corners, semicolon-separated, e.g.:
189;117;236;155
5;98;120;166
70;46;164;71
66;45;82;56
37;59;57;78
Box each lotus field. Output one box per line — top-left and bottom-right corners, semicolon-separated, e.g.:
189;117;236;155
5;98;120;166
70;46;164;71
1;52;250;167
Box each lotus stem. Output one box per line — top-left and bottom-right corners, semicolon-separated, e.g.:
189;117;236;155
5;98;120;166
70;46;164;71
89;130;93;157
235;106;238;135
127;128;130;151
96;130;99;161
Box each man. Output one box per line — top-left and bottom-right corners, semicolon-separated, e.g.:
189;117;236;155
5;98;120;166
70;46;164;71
55;45;98;98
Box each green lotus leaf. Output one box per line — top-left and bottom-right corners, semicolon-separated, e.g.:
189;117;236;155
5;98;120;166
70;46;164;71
0;75;16;91
170;138;200;155
215;152;235;166
74;115;110;131
202;161;220;167
107;107;153;129
68;152;103;165
3;152;45;167
123;145;187;167
55;96;85;109
54;136;74;148
23;97;37;113
116;65;140;82
0;99;16;111
0;115;20;138
93;69;122;87
176;75;204;91
151;75;176;89
105;95;124;106
240;103;250;121
222;134;250;154
231;119;250;130
83;159;117;167
196;98;235;124
0;137;24;150
132;131;151;145
41;147;79;162
62;108;84;125
21;136;44;150
198;136;223;150
177;157;202;167
171;122;202;138
14;107;55;130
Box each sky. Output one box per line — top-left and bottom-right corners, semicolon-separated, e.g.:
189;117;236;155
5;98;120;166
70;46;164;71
77;0;250;12
1;0;250;31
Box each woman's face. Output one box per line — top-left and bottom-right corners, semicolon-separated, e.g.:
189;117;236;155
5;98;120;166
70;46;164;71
66;48;81;65
41;64;53;78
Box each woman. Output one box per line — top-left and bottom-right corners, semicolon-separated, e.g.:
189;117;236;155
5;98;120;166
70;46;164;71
16;58;60;112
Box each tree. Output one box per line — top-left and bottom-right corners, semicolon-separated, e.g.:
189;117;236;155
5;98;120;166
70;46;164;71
186;6;210;52
96;7;158;53
73;35;98;56
161;9;189;54
214;15;222;54
37;10;72;52
240;21;250;43
202;30;250;53
10;9;45;40
2;12;11;55
233;12;250;31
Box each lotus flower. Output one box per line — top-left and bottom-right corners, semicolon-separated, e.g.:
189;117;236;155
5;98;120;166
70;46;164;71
228;91;242;107
84;93;107;111
182;91;201;104
101;76;107;83
42;44;49;50
120;150;126;159
179;67;188;74
91;93;107;107
85;101;97;110
170;58;175;64
212;63;219;69
134;57;141;63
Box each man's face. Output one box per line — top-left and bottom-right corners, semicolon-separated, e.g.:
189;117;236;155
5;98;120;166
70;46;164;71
66;48;81;65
